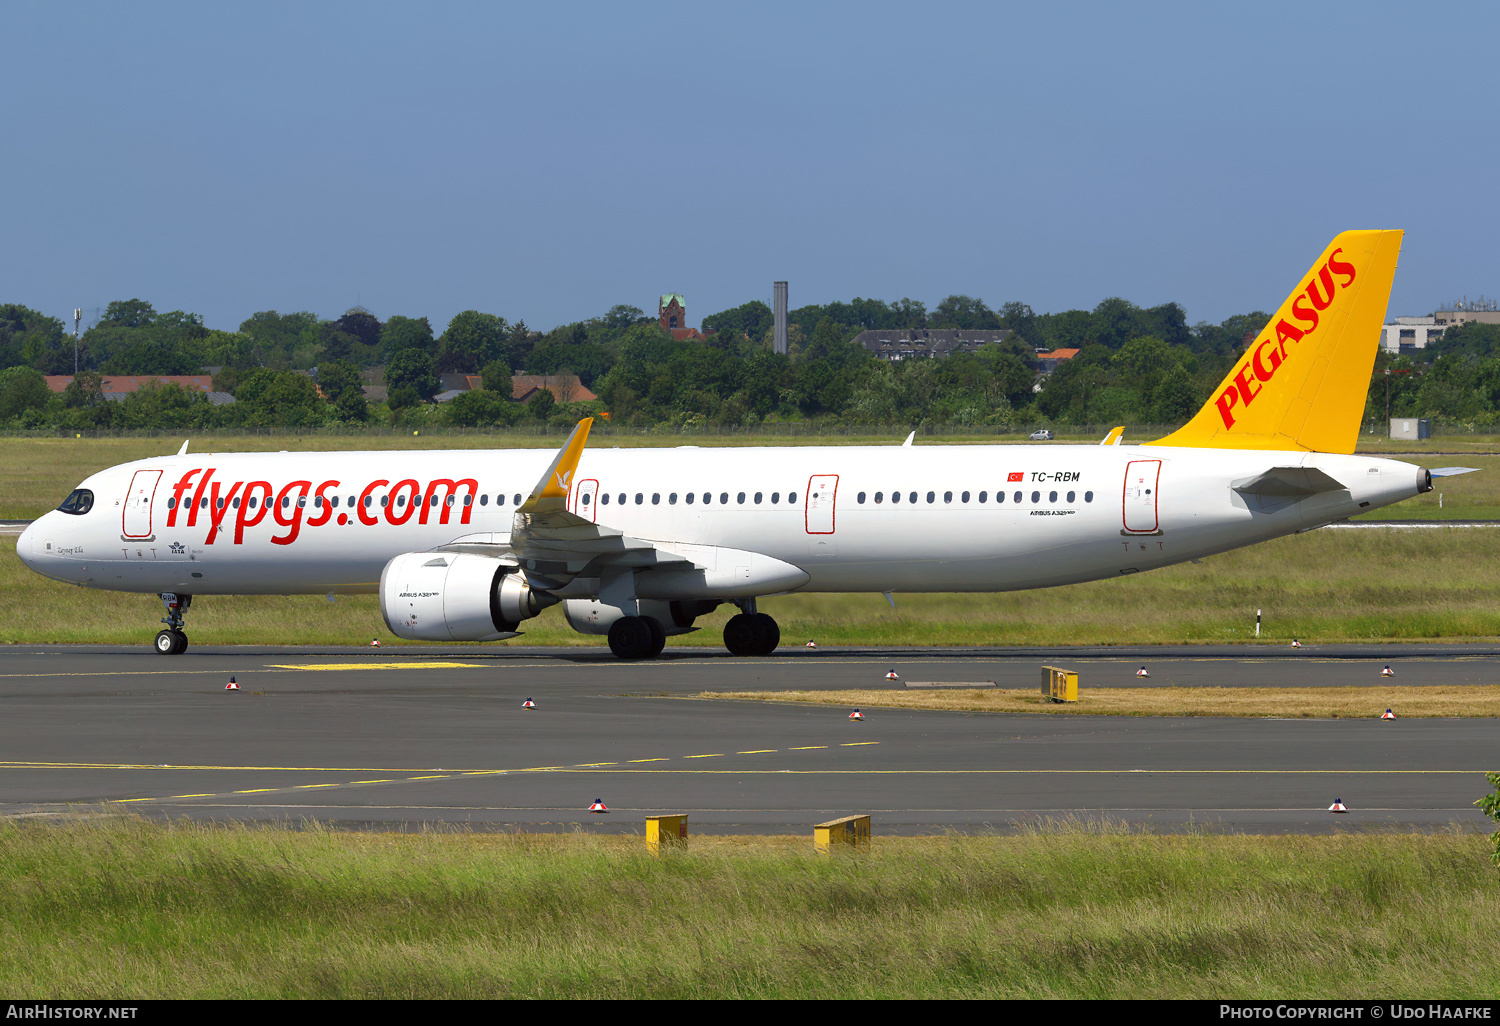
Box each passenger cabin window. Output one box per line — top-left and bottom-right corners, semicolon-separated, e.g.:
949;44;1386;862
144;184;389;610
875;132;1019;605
737;492;746;504
789;491;797;503
1085;491;1094;502
979;491;987;502
891;491;901;504
874;492;883;503
857;492;867;503
754;492;762;504
58;489;94;515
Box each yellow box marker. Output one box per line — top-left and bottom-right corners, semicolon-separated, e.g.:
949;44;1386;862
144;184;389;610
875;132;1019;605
1041;666;1079;703
645;814;688;855
814;815;871;854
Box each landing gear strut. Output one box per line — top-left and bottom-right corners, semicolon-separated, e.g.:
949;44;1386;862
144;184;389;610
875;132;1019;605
724;599;779;656
155;592;191;655
607;615;667;660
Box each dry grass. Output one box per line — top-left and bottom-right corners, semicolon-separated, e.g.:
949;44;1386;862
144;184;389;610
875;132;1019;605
700;685;1500;718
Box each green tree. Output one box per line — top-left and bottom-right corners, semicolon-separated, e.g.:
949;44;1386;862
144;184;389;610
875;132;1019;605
439;311;508;373
384;348;440;402
527;386;556;421
233;370;327;427
380;315;436;362
444;389;523;427
0;366;53;420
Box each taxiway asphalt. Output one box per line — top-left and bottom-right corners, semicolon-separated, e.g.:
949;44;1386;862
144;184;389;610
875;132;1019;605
1;644;1495;835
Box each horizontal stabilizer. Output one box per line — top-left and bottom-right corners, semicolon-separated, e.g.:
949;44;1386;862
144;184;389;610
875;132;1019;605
1429;467;1480;478
1232;466;1347;498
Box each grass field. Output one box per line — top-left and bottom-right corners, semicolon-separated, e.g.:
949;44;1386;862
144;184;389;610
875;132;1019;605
9;524;1500;648
1;817;1495;999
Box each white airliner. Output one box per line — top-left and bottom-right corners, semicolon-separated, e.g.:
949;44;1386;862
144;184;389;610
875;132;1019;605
16;230;1465;659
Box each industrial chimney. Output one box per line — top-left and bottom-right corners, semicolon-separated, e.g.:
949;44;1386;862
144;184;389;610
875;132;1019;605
773;281;788;355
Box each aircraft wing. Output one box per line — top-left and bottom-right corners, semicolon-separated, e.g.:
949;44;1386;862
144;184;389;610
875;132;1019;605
432;418;698;590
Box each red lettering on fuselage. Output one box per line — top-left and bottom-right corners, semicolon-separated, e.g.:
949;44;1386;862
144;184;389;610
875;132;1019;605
235;481;272;544
271;481;313;546
168;469;200;528
1214;248;1358;429
204;480;243;545
190;475;486;544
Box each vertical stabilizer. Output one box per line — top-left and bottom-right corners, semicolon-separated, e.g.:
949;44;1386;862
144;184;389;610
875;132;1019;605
1146;230;1402;454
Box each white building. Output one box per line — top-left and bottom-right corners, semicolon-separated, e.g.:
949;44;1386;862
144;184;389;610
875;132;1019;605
1381;317;1446;354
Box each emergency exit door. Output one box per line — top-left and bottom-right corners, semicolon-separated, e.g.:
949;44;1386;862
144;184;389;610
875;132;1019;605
123;469;162;539
1122;460;1161;533
805;475;838;534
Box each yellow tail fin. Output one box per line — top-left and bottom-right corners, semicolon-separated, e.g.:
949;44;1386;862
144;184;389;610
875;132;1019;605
1146;230;1402;454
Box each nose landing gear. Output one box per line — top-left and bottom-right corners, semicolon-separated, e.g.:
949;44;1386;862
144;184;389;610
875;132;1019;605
155;593;191;655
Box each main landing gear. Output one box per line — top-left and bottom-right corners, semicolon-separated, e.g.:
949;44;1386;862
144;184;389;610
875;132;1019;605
154;592;191;655
607;615;667;660
724;600;779;657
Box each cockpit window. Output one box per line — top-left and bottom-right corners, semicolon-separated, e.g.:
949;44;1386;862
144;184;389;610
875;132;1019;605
58;489;94;515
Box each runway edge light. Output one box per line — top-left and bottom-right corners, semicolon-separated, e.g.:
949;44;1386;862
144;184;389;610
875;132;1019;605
589;798;608;813
1381;709;1396;720
225;676;238;691
1329;799;1348;813
523;698;535;709
849;709;864;720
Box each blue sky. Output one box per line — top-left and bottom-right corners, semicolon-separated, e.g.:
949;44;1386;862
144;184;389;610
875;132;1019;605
4;1;1497;334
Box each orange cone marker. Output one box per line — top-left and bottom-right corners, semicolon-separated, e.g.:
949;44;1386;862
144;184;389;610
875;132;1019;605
849;709;864;720
225;676;239;691
1328;799;1348;813
588;799;608;813
1381;709;1396;720
522;698;536;709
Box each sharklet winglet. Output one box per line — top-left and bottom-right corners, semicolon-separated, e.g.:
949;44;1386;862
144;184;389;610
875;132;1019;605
518;418;593;516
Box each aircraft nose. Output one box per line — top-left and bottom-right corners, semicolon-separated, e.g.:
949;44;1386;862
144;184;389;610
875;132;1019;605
15;520;36;567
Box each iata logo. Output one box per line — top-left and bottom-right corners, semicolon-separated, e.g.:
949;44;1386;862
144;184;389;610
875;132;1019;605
1215;248;1358;429
169;541;185;554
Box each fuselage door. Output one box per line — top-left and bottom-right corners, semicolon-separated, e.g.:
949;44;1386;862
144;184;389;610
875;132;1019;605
805;474;838;535
123;469;162;539
1122;459;1161;533
574;478;599;523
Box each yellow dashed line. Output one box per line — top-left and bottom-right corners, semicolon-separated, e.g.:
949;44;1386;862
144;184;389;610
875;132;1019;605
790;746;827;750
628;758;668;763
264;662;488;671
841;742;880;746
575;762;617;767
683;753;722;759
296;783;339;789
738;749;777;754
234;788;278;794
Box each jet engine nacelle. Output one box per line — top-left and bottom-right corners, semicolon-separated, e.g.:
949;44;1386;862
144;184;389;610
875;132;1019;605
379;551;556;642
